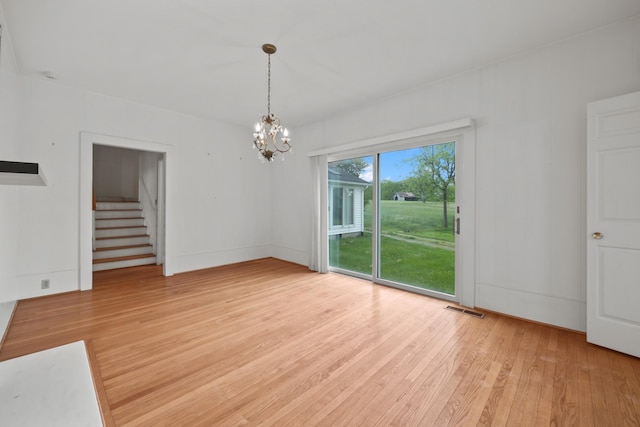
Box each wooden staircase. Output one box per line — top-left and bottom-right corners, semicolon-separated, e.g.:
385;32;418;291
93;201;156;271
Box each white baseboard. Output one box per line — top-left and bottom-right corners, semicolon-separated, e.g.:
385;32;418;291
19;270;79;300
269;245;309;267
475;282;586;332
175;245;271;273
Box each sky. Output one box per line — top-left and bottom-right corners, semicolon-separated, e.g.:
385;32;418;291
358;147;422;183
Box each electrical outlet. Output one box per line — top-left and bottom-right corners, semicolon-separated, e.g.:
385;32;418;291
41;279;50;290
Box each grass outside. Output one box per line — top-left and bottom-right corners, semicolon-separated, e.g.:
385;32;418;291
330;200;455;294
368;200;455;245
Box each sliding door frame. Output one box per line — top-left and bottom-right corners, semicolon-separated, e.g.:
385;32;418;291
375;139;458;302
311;119;476;307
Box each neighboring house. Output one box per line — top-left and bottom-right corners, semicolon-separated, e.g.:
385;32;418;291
393;192;419;201
328;167;369;237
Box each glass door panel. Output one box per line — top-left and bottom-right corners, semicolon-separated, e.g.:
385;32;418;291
378;143;456;295
328;157;373;275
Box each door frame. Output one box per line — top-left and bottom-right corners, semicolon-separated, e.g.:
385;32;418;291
156;156;166;265
79;132;175;291
313;119;476;307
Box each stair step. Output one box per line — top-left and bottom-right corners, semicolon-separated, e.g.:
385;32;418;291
96;218;145;228
93;253;156;264
92;254;156;272
95;197;137;202
95;235;150;248
95;210;143;220
93;244;154;260
94;243;151;251
93;199;155;271
96;201;142;210
95;226;148;238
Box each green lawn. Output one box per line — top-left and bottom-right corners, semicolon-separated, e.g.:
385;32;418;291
330;200;455;294
368;200;455;245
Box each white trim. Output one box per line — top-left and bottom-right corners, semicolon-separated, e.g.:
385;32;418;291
308;118;473;158
456;127;476;308
79;132;174;291
156;157;166;265
476;283;584;331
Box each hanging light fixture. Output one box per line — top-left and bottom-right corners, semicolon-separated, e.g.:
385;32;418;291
253;43;292;162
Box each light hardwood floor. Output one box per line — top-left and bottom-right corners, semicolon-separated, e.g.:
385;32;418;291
1;258;639;426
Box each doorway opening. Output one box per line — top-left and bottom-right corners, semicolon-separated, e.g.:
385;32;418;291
79;133;174;291
92;145;164;272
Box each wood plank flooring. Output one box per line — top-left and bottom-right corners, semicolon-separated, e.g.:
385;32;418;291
1;258;639;426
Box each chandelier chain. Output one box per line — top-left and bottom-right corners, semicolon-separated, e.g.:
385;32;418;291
267;54;271;116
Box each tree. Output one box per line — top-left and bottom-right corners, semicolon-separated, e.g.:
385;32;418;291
405;175;430;203
333;158;369;178
412;143;455;228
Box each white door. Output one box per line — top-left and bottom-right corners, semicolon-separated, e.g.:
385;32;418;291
587;91;640;358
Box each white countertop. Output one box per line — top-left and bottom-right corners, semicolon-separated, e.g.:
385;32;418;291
0;341;103;426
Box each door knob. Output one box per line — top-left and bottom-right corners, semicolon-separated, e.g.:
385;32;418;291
592;232;603;240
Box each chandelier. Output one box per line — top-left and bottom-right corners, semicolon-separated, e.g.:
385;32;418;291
253;43;292;162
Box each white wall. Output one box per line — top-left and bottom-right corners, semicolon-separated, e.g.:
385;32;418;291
0;76;273;311
93;145;140;201
64;81;273;274
271;17;640;331
0;6;22;338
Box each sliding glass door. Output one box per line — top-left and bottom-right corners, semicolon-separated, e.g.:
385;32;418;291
328;157;373;276
328;141;457;300
378;143;456;295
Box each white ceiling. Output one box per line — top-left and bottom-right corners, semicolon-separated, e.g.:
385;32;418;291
2;0;640;128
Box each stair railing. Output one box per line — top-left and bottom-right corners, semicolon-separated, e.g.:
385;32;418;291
138;177;158;257
139;178;157;211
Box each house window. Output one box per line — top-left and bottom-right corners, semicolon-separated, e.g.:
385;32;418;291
331;187;354;227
